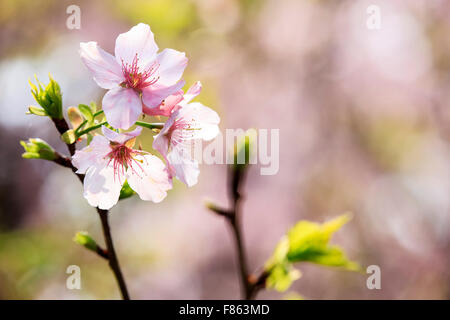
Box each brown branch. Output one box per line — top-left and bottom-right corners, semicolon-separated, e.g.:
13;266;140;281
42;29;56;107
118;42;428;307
97;208;130;300
248;270;269;300
209;166;258;299
95;245;109;260
50;117;130;300
228;189;251;300
51;117;75;156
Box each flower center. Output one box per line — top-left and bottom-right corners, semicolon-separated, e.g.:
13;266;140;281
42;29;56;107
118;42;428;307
105;142;144;182
120;54;159;90
166;118;201;150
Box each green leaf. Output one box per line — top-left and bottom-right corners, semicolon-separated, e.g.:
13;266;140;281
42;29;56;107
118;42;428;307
264;214;360;292
266;263;301;292
119;181;135;200
89;101;97;113
27;106;48;116
78;104;93;122
86;133;93;145
73;231;98;252
286;214;360;270
61;129;77;144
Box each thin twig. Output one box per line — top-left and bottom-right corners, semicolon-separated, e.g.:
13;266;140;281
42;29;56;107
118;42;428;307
227;167;253;299
97;208;130;300
95;245;109;260
208;166;254;299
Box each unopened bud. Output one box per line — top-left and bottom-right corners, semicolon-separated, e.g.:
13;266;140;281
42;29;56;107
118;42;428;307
73;231;98;252
232;128;257;171
68;106;84;129
20;138;57;161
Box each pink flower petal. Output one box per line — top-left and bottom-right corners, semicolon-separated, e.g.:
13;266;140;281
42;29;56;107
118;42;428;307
115;23;159;69
141;79;185;108
80;42;123;89
176;102;221;141
102;87;142;129
152;116;174;157
156;48;188;86
142;90;183;117
72;135;111;174
180;81;202;106
167;147;200;187
126;154;172;203
83;161;124;210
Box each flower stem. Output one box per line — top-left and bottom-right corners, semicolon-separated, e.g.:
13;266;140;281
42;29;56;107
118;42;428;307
135;121;164;130
76;121;108;138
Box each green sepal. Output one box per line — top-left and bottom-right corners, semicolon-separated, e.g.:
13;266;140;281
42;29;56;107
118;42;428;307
119;180;135;200
61;129;77;144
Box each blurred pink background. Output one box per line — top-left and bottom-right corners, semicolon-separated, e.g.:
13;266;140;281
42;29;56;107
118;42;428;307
0;0;449;299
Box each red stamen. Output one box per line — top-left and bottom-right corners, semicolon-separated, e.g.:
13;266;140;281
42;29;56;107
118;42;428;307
121;54;160;90
105;142;147;181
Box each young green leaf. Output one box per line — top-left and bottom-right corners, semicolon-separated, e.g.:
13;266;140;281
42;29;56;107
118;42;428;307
286;214;360;270
27;106;48;116
78;104;94;122
89;101;98;113
264;214;360;292
266;262;301;292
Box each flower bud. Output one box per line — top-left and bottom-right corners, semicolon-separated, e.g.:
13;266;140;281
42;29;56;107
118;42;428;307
20;138;57;161
28;74;63;119
68;106;84;129
73;231;98;252
232;128;257;172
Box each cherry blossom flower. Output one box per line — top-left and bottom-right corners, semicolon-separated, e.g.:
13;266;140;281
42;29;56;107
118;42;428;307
72;126;172;209
80;23;188;129
153;84;220;187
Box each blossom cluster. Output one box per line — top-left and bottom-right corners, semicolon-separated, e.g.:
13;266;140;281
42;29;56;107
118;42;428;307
74;23;220;209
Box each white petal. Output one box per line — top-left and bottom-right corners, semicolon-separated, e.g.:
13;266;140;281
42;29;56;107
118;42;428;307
167;147;199;187
101;126;142;144
83;161;124;210
179;81;202;106
115;23;158;69
102;87;142;130
156;48;188;86
177;102;220;141
152;115;176;157
80;42;123;89
72;135;111;174
127;155;172;203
